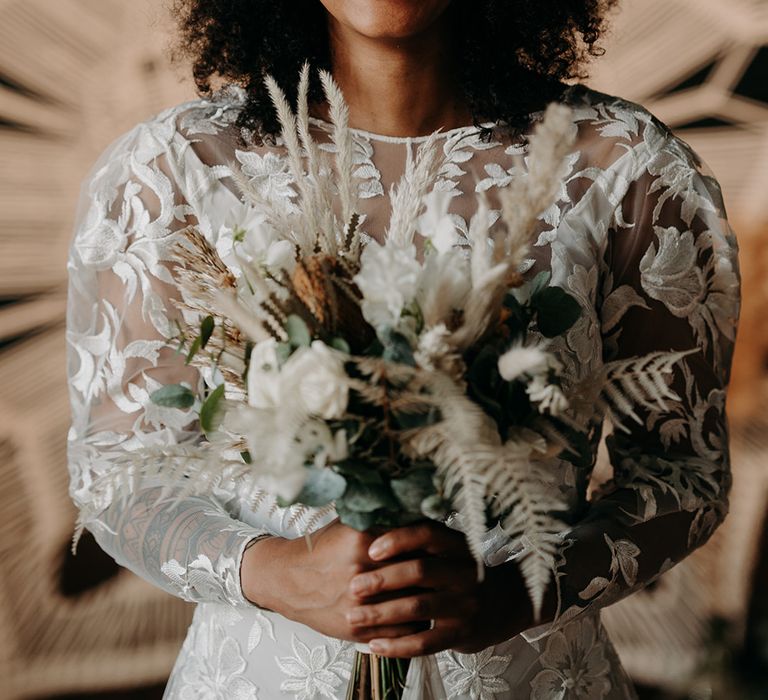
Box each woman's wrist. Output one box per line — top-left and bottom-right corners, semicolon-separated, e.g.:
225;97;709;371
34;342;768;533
241;535;289;611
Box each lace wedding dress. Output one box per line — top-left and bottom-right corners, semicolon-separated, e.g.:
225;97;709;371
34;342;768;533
66;83;741;700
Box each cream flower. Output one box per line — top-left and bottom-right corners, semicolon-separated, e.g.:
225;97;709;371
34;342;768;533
240;220;295;273
246;338;283;409
418;189;462;253
355;240;421;331
285;341;349;419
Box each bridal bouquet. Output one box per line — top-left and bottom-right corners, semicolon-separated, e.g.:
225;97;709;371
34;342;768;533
126;67;687;699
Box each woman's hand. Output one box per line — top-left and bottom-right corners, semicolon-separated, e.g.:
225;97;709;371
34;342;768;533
345;521;547;657
240;520;425;644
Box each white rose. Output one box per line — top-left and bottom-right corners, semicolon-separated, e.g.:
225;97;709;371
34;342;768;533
285;341;349;419
246;338;283;408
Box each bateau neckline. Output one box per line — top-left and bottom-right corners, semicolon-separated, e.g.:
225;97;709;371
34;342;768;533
307;115;501;144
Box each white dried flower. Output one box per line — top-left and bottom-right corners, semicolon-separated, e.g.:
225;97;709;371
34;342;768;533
354;240;421;331
285;341;349;419
526;374;570;415
312;427;349;469
497;343;551;381
414;323;453;371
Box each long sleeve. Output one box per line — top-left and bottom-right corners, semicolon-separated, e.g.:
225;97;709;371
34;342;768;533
66;118;269;608
548;129;741;628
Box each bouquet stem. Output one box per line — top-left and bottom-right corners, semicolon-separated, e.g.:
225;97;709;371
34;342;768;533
346;651;410;700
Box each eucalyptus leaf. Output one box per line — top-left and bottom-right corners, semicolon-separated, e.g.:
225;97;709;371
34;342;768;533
275;341;293;364
150;384;196;409
200;384;226;434
294;468;347;507
420;493;451;520
285;314;311;347
335;506;377;531
530;270;552;297
185;336;202;365
335;462;384;485
200;315;215;349
380;328;416;366
330;337;351;354
341;481;398;512
391;470;437;513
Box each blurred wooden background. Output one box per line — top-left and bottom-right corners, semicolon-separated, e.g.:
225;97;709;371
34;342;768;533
0;0;766;697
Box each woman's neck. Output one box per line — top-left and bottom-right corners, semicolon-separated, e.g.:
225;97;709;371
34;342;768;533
319;15;472;138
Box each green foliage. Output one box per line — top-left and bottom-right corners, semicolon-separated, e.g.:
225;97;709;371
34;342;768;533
390;469;437;514
275;341;293;364
291;468;347;508
335;507;379;531
420;493;452;520
330;337;351;354
379;328;416;366
200;315;215;349
285;314;311;348
185;336;202;365
200;384;226;435
342;480;399;512
531;286;581;338
150;384;196;409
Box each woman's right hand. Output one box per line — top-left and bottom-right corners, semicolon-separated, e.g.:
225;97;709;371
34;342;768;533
240;520;424;643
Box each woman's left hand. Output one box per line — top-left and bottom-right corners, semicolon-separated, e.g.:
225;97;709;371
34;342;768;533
345;521;544;657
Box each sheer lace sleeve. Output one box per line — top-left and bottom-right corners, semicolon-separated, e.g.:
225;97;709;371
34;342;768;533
66;118;269;608
548;128;741;628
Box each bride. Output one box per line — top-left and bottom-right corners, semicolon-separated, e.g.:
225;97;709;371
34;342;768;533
66;0;741;698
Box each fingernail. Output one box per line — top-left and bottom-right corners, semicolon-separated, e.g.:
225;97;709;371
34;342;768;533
347;608;366;625
369;640;385;654
368;540;387;559
350;575;372;595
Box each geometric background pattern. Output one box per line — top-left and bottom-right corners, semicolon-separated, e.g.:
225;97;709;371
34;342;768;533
0;0;766;696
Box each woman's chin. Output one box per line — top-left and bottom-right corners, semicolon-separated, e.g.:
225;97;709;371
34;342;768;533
322;0;452;41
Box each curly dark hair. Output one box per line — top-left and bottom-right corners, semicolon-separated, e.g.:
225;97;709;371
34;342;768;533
172;0;617;139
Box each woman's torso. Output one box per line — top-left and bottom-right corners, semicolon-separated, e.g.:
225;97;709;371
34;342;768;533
127;83;660;699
